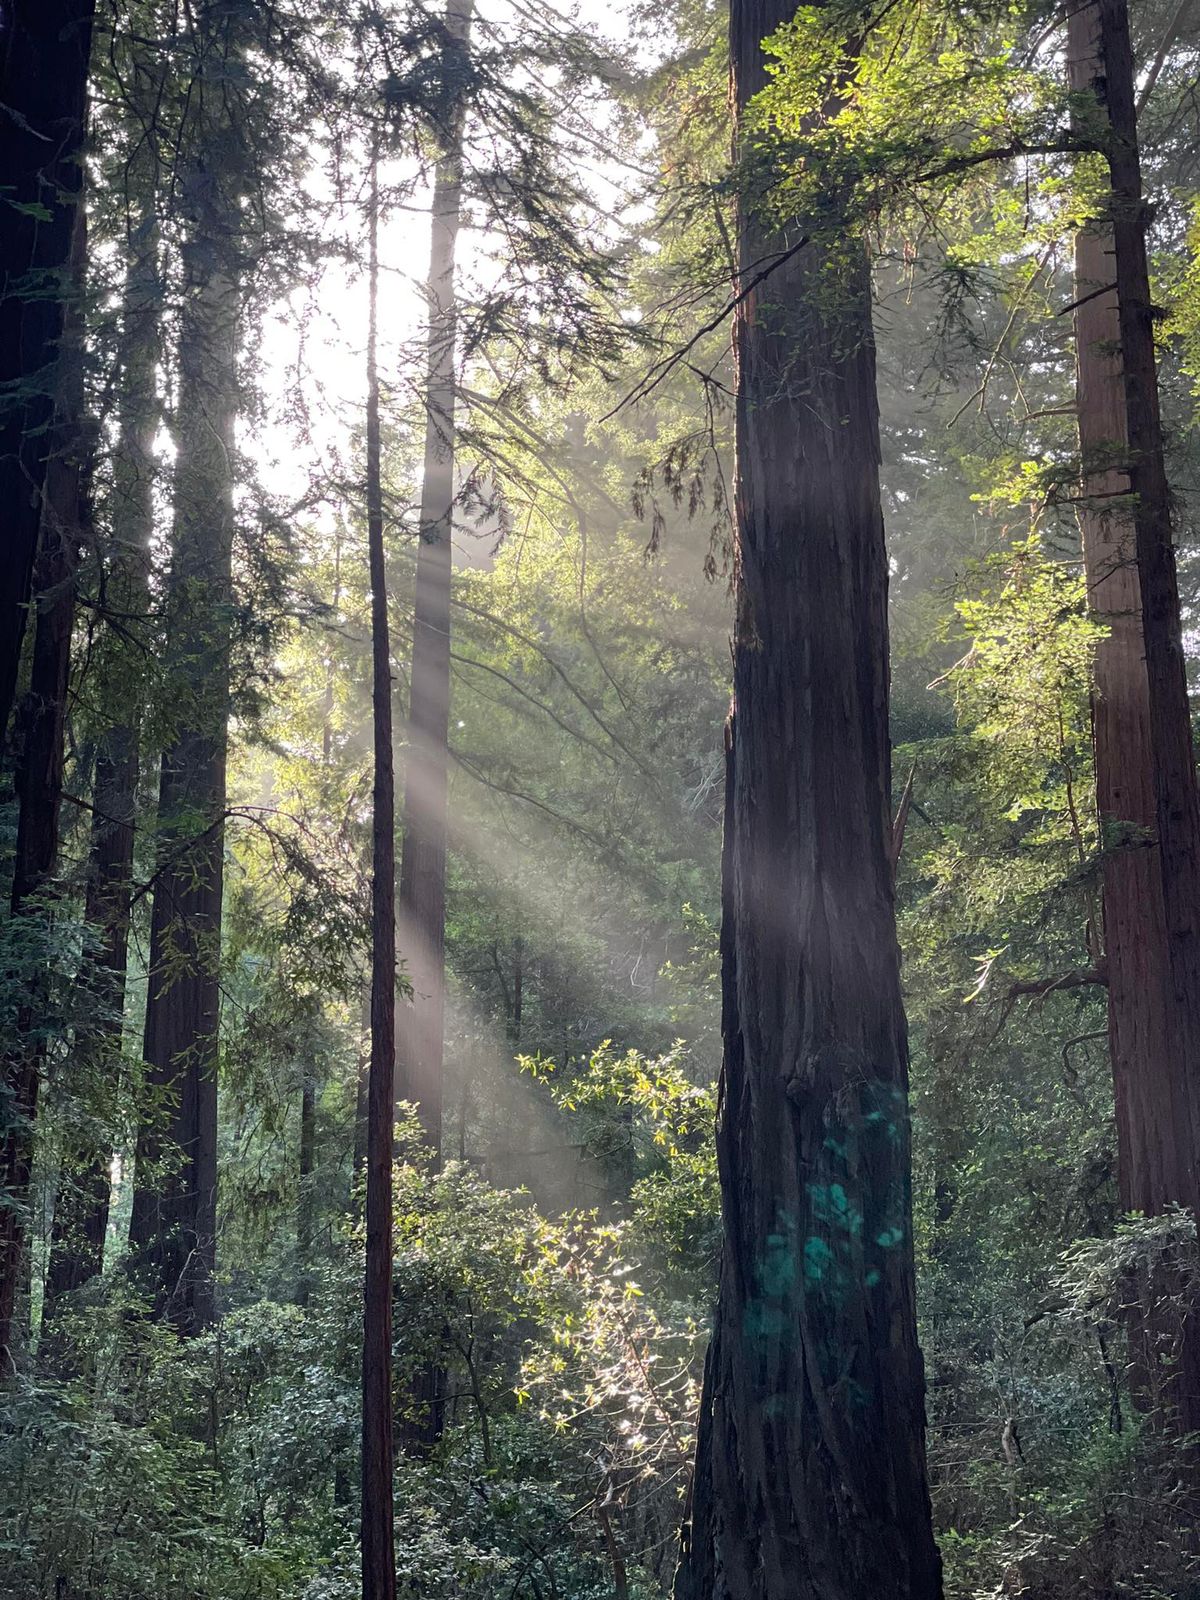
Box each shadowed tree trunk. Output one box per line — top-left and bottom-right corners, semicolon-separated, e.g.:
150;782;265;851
352;985;372;1201
128;172;237;1336
0;204;89;1372
1069;0;1200;1437
509;935;523;1048
0;0;95;746
361;146;398;1600
42;212;160;1336
397;0;473;1163
673;3;942;1595
297;1064;317;1306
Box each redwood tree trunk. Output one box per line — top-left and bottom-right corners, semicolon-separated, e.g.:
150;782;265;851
0;206;88;1371
1069;56;1176;1218
1069;0;1200;1435
0;0;95;744
673;3;941;1593
128;186;237;1337
396;0;472;1160
361;149;398;1600
42;216;159;1329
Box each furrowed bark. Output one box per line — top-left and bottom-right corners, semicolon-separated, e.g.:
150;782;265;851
673;2;942;1593
1070;0;1200;1437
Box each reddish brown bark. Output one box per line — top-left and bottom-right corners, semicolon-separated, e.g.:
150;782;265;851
673;2;941;1593
361;150;398;1600
1070;0;1200;1436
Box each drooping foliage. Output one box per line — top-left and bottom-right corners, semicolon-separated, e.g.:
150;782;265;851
4;0;1200;1596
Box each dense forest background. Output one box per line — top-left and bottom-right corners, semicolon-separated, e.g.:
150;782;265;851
4;0;1200;1594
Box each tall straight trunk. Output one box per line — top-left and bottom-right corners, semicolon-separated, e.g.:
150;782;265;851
1069;0;1200;1435
510;935;523;1047
0;203;89;1372
396;0;472;1160
673;3;941;1595
361;149;398;1600
127;181;237;1336
352;985;372;1199
296;533;343;1307
43;216;160;1329
297;1069;317;1307
0;0;95;744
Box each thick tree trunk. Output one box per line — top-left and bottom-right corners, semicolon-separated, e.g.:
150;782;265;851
1070;88;1176;1216
43;218;159;1330
1070;0;1200;1436
128;191;237;1337
0;206;89;1372
0;486;78;1373
361;151;398;1600
0;0;95;745
396;0;472;1161
673;3;941;1594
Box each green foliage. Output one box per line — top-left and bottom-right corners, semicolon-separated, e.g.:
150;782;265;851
9;0;1200;1596
522;1042;719;1293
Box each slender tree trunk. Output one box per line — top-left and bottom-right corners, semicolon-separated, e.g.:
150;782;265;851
510;935;523;1048
673;4;941;1594
127;179;237;1336
352;985;372;1199
0;0;95;745
297;1070;317;1307
361;147;398;1600
397;0;472;1160
296;531;345;1307
42;215;160;1332
1070;0;1200;1436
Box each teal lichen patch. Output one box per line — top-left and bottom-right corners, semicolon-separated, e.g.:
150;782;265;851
804;1236;834;1283
742;1212;800;1339
758;1229;799;1297
743;1299;787;1339
860;1081;908;1144
807;1181;863;1238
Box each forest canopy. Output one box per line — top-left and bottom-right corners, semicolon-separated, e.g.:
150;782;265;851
3;0;1200;1596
